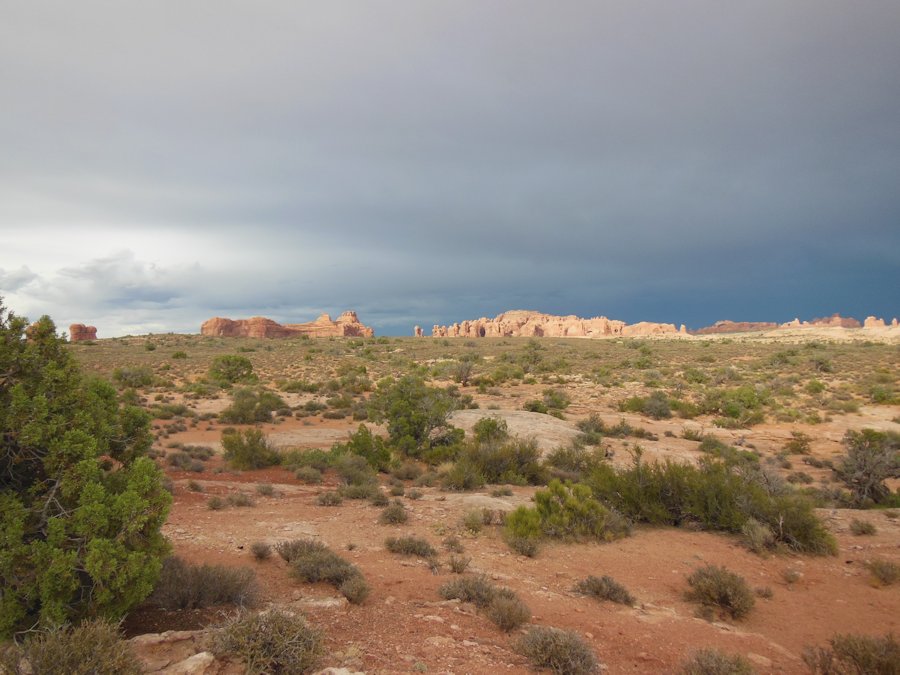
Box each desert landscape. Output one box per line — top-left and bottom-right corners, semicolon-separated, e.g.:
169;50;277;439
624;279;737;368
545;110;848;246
6;310;893;674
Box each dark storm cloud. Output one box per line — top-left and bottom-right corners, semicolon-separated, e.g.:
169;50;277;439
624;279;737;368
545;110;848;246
1;1;898;335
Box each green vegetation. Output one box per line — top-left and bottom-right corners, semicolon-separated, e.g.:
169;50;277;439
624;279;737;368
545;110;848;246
685;565;755;620
515;626;598;675
0;304;170;636
211;609;323;674
219;387;285;423
282;538;368;603
208;354;256;385
438;576;531;632
834;429;900;507
803;633;899;675
573;575;635;606
149;556;259;609
384;535;436;558
221;427;280;469
678;648;754;675
0;619;141;675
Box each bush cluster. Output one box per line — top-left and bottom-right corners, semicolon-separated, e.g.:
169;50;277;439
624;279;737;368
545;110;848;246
573;575;635;606
281;539;369;604
219;387;285;424
515;626;598;675
439;576;531;632
803;633;899;675
685;565;755;620
211;609;323;674
149;556;259;610
385;536;436;558
678;648;754;675
221;427;280;470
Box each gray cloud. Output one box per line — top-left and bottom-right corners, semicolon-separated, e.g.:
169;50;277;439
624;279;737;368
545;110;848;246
1;1;898;335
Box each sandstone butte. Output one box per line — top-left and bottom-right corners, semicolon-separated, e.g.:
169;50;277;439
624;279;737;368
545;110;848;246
201;311;374;338
431;310;687;339
69;323;98;342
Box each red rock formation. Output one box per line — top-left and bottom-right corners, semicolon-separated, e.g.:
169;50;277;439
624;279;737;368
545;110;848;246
807;314;862;328
201;312;374;338
431;310;680;339
414;325;423;337
69;324;98;342
692;320;779;335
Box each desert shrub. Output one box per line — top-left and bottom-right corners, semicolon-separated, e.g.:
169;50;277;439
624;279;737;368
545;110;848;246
207;495;225;510
171;350;188;359
333;453;378;486
529;480;631;542
804;633;900;675
462;509;485;534
443;535;464;553
250;542;271;560
317;491;343;506
331;424;392;471
340;483;379;500
219;387;285;424
221;427;279;470
291;549;360;587
621;391;671;419
701;386;768;427
741;518;776;554
574;575;635;605
227;492;254;507
208;354;255;385
339;575;371;604
473;416;510;444
112;365;155;389
463;435;547;485
492;486;514;497
295;466;323;483
0;308;170;636
867;560;900;586
275;539;328;563
515;626;598;675
211;609;323;674
442;458;486;491
545;443;608;481
486;593;531;632
385;536;436;558
367;375;460;457
587;454;836;555
370;490;390;506
678;648;754;675
849;518;877;536
187;480;204;492
685;565;755;620
523;399;549;414
508;536;540;557
834;429;900;506
150;556;259;609
439;575;498;608
407;488;423;500
390;483;405;496
379;500;409;524
785;430;812;454
448;555;471;573
255;482;274;496
392;461;423;481
0;619;141;675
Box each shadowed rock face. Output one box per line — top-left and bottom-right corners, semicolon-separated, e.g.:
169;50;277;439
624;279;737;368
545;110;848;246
69;324;97;342
432;310;683;339
694;313;868;335
201;311;373;338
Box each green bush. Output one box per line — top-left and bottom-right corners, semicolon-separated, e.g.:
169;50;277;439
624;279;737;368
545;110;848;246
834;429;900;506
275;539;328;563
385;536;436;558
850;518;877;536
439;575;498;608
208;354;256;385
339;575;371;604
291;548;360;588
295;466;323;484
331;424;392;471
678;648;754;675
515;626;598;675
573;575;635;606
0;619;141;675
867;559;900;587
333;453;378;486
587;454;836;555
803;633;900;675
701;386;768;427
532;480;631;542
545;443;608;481
211;609;323;674
222;427;280;470
367;375;459;457
462;435;547;485
379;500;409;524
685;565;755;620
0;307;170;636
251;542;271;560
442;458;486;491
317;491;343;506
112;365;154;388
485;593;531;632
149;556;259;609
219;388;285;424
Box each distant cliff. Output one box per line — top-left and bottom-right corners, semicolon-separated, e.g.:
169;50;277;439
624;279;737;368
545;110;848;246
431;310;686;338
201;311;374;338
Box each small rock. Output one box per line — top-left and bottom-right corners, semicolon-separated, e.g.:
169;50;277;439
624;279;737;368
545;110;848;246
160;652;216;674
747;653;773;668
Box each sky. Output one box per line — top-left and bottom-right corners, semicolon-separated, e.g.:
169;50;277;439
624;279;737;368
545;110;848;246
1;1;898;337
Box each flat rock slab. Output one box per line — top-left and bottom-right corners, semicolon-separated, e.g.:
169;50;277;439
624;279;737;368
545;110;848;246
449;409;580;453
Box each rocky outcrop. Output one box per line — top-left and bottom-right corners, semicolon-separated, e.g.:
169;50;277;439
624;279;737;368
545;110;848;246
201;311;373;338
807;314;862;329
414;325;423;337
431;310;681;339
693;320;779;335
69;323;98;342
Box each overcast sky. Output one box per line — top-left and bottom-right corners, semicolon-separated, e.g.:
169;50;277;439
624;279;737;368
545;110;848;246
1;1;898;337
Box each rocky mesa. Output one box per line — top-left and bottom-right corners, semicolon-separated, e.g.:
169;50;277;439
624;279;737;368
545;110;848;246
69;323;98;342
431;310;686;338
201;311;374;338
